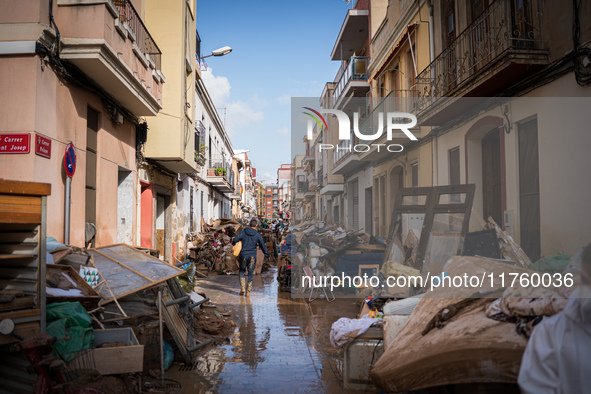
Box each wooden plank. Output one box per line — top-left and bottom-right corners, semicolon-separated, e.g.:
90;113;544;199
486;217;532;268
0;321;40;346
0;180;51;196
0;297;34;312
0;254;36;260
0;212;41;224
0;267;37;280
0;195;41;207
0;203;41;214
0;308;40;319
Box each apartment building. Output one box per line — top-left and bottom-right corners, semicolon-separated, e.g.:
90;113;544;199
306;0;591;262
0;0;164;247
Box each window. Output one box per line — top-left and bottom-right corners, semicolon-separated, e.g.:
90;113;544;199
449;147;460;185
442;0;456;46
411;162;419;187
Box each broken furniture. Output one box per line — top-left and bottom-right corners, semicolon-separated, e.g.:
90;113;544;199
158;278;210;364
46;264;101;310
383;185;475;275
343;326;384;390
0;179;51;345
91;327;144;375
302;266;335;302
87;244;184;304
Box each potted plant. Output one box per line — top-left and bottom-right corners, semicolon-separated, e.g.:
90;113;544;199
215;167;226;176
195;143;207;166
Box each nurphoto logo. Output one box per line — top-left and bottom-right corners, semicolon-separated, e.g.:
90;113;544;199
302;106;418;154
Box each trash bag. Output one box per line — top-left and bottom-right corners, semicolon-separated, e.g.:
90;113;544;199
46;302;94;361
178;262;196;293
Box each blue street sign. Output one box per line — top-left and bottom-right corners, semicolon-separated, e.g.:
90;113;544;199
64;142;76;178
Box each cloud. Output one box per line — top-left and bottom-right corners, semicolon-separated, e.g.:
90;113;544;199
201;67;230;106
277;126;289;135
259;172;276;183
276;94;291;104
201;68;263;137
225;100;264;137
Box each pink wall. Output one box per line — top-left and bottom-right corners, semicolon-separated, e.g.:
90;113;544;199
0;54;137;247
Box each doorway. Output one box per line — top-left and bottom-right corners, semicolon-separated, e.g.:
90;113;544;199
140;181;153;248
117;168;133;244
518;117;541;262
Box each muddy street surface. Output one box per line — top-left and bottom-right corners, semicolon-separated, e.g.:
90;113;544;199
166;267;369;393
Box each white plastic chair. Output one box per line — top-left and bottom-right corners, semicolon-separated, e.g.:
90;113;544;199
302;266;335;302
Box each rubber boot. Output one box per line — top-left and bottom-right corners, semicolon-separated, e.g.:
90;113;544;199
246;281;253;296
239;277;246;296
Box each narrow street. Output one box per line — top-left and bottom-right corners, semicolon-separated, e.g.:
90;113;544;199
168;267;363;393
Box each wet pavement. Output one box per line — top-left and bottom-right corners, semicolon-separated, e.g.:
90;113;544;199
167;266;368;393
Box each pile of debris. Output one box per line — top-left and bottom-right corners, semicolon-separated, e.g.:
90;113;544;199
2;241;236;392
318;185;584;392
286;221;385;295
186;218;273;278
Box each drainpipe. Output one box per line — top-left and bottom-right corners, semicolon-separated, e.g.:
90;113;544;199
424;0;438;186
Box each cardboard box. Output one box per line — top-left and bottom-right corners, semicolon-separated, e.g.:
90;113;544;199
92;327;144;375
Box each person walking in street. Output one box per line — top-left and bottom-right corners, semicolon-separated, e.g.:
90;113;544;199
232;219;269;296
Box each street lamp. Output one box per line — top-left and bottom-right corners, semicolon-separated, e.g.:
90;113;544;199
198;46;232;60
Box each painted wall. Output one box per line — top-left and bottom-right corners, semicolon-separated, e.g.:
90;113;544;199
0;54;136;247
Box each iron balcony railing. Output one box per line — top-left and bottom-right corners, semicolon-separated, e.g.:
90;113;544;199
333;56;370;104
114;0;162;70
416;0;543;102
209;154;231;180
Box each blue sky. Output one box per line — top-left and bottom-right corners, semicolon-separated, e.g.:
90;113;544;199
197;0;353;183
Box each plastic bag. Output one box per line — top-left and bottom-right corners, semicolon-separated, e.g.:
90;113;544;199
178;262;196;293
46;302;94;361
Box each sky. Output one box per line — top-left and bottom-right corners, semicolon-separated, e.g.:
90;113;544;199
197;0;354;183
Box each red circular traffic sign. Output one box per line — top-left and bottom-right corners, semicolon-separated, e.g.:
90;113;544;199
64;142;76;178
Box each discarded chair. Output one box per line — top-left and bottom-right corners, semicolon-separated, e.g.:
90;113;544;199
302;266;335;302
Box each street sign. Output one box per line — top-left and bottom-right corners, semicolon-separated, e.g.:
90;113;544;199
64;142;76;178
35;134;51;158
0;133;30;154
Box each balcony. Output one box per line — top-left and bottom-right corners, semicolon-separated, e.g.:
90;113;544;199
415;0;547;120
332;137;362;175
331;9;369;61
333;56;370;108
58;0;163;116
206;155;233;192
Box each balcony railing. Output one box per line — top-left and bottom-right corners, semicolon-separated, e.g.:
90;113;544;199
416;0;543;102
113;0;162;70
208;154;231;179
333;56;369;104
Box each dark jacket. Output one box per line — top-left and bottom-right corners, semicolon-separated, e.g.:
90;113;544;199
232;227;269;258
